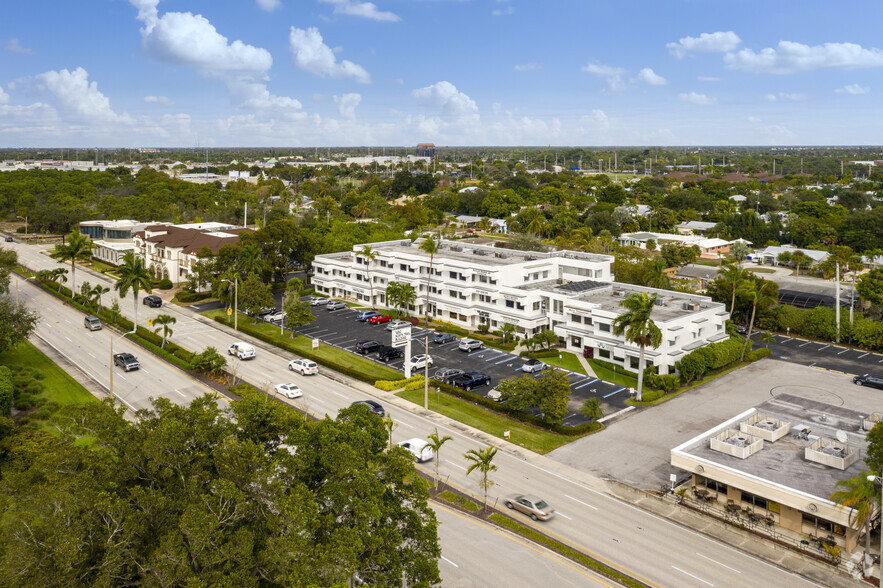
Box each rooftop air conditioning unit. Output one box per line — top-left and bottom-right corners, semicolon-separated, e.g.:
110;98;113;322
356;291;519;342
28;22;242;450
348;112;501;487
655;298;665;306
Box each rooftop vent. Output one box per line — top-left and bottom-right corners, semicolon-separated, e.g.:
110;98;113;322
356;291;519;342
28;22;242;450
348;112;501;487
710;428;763;459
682;302;700;311
805;437;860;470
740;414;791;442
655;298;666;306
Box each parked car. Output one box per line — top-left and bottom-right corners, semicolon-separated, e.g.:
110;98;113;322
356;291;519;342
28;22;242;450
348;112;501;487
355;340;383;355
505;493;555;521
522;358;547;373
397;438;434;463
350;400;385;418
458;338;484;352
432;332;456;344
288;359;318;375
369;314;392;325
326;301;347;311
487;388;503;402
308;296;329;306
253;306;275;318
854;374;883;390
228;342;256;360
408;354;434;370
143;295;162;308
274;383;303;399
263;311;285;322
433;367;464;383
734;324;748;335
357;310;381;322
377;345;404;362
84;315;102;331
387;320;411;331
449;372;491;391
113;352;140;372
4;236;12;242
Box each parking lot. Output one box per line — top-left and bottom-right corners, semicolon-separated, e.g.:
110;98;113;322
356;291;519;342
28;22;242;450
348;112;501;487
290;301;633;425
750;331;883;378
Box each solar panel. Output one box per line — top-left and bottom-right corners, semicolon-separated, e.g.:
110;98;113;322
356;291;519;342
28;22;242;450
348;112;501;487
556;280;609;293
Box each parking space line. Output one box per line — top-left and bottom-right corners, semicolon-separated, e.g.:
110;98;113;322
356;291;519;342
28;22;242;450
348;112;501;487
495;356;514;365
483;352;505;362
778;337;792;343
837;348;849;355
799;341;811;347
858;353;869;359
817;345;830;351
603;387;625;398
575;378;599;390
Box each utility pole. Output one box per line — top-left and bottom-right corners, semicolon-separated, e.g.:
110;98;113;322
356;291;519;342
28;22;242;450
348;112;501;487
835;261;840;344
424;334;430;409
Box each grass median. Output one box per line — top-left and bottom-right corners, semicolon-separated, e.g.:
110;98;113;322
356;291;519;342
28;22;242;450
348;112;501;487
542;351;587;375
395;386;577;454
588;359;638;389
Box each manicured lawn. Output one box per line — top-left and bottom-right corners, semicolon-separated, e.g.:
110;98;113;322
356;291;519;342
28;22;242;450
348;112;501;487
542;351;587;375
588;359;638;389
2;340;96;406
395;387;578;454
746;267;776;274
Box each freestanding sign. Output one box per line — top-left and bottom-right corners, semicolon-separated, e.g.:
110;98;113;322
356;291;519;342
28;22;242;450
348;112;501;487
391;326;412;348
312;338;319;349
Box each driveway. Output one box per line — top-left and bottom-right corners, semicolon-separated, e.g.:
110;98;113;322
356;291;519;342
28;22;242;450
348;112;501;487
749;331;883;377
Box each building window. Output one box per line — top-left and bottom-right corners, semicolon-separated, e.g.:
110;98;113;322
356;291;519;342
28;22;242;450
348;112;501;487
542;271;549;279
594;269;603;278
802;513;845;537
629;356;639;369
571;336;582;347
553;300;563;313
533;302;541;311
506;300;514;308
696;476;727;494
571;314;582;323
598;349;610;359
449;271;457;279
598;323;610;332
740;491;768;511
449;311;457;318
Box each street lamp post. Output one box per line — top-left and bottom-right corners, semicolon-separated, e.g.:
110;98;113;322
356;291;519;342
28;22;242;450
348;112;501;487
423;333;430;410
868;474;882;578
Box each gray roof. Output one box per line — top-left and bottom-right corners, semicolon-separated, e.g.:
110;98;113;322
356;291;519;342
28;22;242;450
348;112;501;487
678;221;717;231
755;245;829;263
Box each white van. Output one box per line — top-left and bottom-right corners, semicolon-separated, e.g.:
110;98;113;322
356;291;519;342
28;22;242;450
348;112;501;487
228;342;256;360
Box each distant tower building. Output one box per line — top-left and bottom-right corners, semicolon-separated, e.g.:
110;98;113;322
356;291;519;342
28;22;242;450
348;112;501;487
416;143;436;158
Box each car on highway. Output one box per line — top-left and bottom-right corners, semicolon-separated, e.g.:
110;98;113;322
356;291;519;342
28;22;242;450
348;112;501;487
368;314;392;325
357;310;381;322
355;340;383;355
84;315;102;331
350;400;385;418
432;332;456;344
274;383;303;399
854;374;883;390
288;359;318;375
143;295;162;308
433;367;464;383
397;438;434;463
377;345;404;362
505;493;555;521
458;338;484;352
308;296;329;306
521;358;547;373
4;236;12;242
113;352;140;372
228;342;256;360
408;354;434;370
326;301;347;311
449;372;491;391
387;320;411;331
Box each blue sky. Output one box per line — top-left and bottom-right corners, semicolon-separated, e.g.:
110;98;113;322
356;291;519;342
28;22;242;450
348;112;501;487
2;0;882;147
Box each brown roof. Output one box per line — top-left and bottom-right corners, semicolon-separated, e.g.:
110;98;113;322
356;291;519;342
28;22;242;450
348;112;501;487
136;226;247;255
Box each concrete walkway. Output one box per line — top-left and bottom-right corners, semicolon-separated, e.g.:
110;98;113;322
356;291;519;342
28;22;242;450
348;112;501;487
574;351;598;378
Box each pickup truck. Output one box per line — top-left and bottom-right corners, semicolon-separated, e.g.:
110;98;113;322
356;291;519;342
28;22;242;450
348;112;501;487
449;372;491;391
113;352;140;372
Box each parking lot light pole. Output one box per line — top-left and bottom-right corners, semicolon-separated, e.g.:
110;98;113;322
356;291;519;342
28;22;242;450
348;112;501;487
424;334;430;409
869;475;883;578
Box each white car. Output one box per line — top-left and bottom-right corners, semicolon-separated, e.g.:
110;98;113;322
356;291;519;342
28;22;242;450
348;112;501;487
408;354;434;370
458;338;484;352
264;311;285;322
289;359;319;375
274;383;303;399
397;438;434;463
386;320;411;331
521;358;547;373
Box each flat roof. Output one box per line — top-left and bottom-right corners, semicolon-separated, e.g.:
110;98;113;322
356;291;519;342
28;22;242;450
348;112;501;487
565;284;723;322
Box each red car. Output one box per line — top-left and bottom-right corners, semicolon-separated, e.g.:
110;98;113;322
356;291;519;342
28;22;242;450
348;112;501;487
368;314;391;325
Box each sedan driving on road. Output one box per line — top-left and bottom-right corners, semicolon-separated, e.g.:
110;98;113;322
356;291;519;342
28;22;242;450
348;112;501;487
143;295;162;308
397;439;434;462
432;332;456;344
458;338;484;352
369;314;392;325
505;494;555;521
854;374;883;390
521;359;547;373
350;400;385;418
288;359;318;375
274;383;303;399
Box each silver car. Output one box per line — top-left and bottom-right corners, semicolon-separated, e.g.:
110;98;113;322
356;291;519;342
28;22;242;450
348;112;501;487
326;301;347;311
505;494;555;521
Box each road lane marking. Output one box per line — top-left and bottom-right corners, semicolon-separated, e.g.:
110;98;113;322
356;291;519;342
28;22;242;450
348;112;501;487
836;348;848;355
141;369;149;375
778;337;791;343
440;556;458;568
808;363;816;368
118;374;127;381
88;352;96;359
564;494;598;511
672;566;713;586
64;336;72;343
603;387;625;398
175;389;186;398
696;552;741;573
575;378;599;390
556;512;573;520
397;420;414;429
449;462;467;471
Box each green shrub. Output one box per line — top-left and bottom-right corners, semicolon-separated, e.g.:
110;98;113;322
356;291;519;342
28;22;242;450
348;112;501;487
158;279;173;290
745;348;771;362
477;324;490;334
519;349;561;359
638;389;665;402
0;365;13;418
403;377;427;392
646;373;679;392
174;290;212;303
376;380;407;391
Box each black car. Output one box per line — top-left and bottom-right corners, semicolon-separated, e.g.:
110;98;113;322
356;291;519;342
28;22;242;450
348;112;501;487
355;340;383;355
350;400;385;418
432;332;456;344
449;372;492;391
734;324;748;335
113;352;140;372
854;374;883;390
4;236;12;242
377;345;404;362
143;295;162;308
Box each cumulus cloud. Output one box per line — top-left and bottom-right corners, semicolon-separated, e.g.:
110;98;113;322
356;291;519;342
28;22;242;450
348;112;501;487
334;93;361;118
289;26;371;83
256;0;281;11
667;31;741;58
144;95;172;104
836;83;870;94
319;0;400;22
582;63;627;91
36;67;130;123
679;92;715;105
514;62;541;72
725;41;883;74
412;81;479;124
5;38;33;54
635;68;666;85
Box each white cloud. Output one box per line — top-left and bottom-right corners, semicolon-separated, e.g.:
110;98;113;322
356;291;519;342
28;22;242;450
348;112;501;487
492;6;514;16
319;0;400;22
36;67;129;123
412;81;479;124
635;68;666;85
764;93;777;102
514;62;541;72
144;95;172;104
725;41;883;74
0;87;9;105
581;63;627;91
289;26;371;83
836;83;870;95
5;38;34;55
679;92;716;105
667;31;741;58
334;93;361;118
698;76;720;82
779;92;805;101
256;0;281;11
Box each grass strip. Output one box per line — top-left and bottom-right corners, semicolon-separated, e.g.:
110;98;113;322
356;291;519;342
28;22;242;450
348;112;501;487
489;513;649;588
542;351;587;375
438;490;480;512
588;359;639;388
2;340;96;407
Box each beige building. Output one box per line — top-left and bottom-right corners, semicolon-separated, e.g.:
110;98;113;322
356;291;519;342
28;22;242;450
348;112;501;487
133;222;247;283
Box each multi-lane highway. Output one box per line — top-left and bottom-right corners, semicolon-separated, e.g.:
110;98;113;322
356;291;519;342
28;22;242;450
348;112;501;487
9;239;840;587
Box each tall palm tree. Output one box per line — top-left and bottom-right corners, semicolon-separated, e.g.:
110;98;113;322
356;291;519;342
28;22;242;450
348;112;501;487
50;230;92;298
426;428;453;490
418;236;439;326
738;278;778;361
398;283;417;317
718;264;749;315
89;284;110;311
358;245;379;308
385;282;401;316
114;251;153;330
152;314;177;348
830;473;877;571
643;260;671;290
612;292;662;401
464;446;498;512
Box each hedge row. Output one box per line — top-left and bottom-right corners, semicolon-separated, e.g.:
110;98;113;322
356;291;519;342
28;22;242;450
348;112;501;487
518;349;561;359
173;290;212;303
761;305;883;352
745;347;772;362
376;374;423;391
675;335;750;384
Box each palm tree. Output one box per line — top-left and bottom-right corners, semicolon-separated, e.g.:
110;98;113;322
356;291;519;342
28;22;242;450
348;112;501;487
114;251;153;330
398;283;417;317
50;230;91;298
51;268;68;285
759;331;775;348
643;260;671;290
358;245;379;308
90;284;110;312
152;314;177;348
419;236;440;327
526;215;544;237
718;264;749;315
464;446;498;512
385;282;401;316
237;243;264;279
791;250;811;279
580;397;603;423
426;428;453;490
737;279;778;361
830;474;877;571
612;292;662;401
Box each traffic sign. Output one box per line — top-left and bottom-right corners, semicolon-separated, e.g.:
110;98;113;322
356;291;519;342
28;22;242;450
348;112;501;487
312;338;319;349
226;307;232;316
